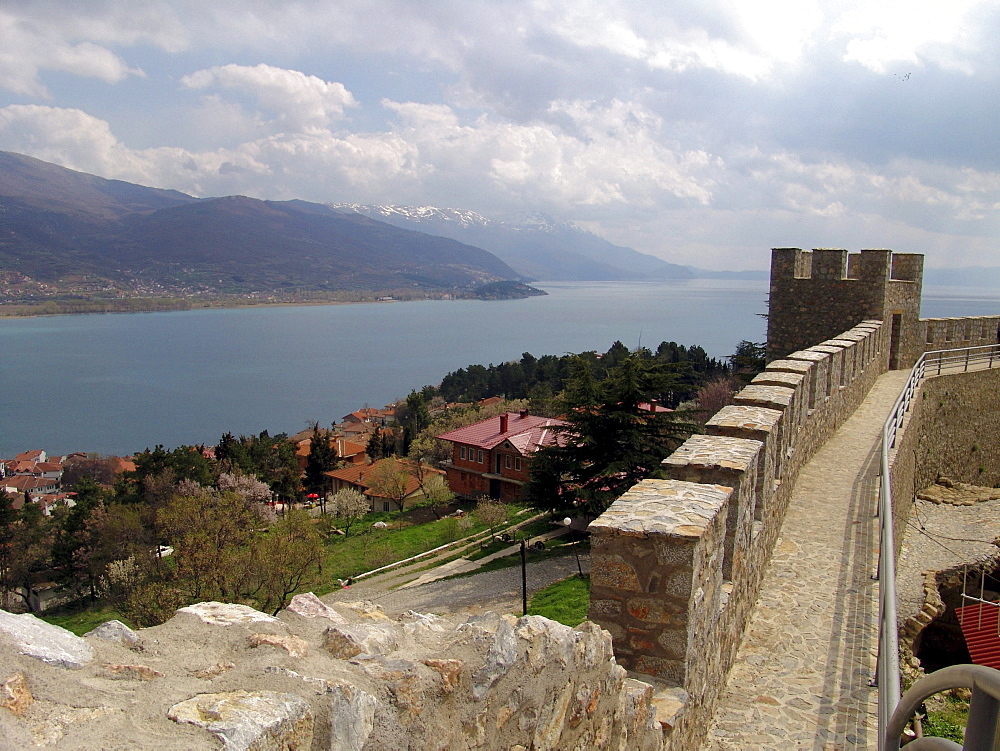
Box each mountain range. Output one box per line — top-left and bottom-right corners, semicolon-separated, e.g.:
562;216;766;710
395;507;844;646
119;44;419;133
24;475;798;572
0;151;523;305
330;204;694;281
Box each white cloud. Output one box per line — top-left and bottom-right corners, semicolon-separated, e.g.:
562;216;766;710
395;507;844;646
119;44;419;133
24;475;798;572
181;64;358;132
0;3;185;96
833;0;988;74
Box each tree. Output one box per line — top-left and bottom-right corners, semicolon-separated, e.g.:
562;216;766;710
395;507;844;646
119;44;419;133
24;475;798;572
401;391;432;455
695;376;741;420
51;476;106;589
158;488;262;603
416;470;454;520
476;497;508;542
527;351;699;516
366;459;412;512
61;454;119;488
730;340;767;383
0;491;19;607
0;501;54;611
328;487;370;535
304;425;338;497
254;510;323;615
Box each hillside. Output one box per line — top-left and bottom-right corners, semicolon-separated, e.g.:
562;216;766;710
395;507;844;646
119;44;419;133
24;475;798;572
0;152;525;307
332;204;694;281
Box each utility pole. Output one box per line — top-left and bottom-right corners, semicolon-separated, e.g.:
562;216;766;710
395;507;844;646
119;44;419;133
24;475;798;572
520;538;528;616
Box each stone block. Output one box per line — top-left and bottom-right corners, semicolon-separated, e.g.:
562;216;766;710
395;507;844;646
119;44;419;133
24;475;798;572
286;592;347;623
176;602;279;627
0;609;94;669
84;620;141;648
167;690;313;751
323;623;400;659
1;672;32;716
328;683;378;751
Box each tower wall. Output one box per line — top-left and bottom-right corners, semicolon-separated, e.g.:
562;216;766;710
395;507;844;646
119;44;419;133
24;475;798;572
766;248;923;368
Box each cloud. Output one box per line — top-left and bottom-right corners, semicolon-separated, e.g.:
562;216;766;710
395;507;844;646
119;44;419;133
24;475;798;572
0;2;186;96
181;64;358;132
0;1;998;272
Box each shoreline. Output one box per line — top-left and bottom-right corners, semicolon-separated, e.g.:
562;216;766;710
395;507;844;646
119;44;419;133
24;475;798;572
0;284;547;319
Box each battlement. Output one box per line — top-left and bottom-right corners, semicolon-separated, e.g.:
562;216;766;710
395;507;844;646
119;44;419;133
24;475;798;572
771;247;923;283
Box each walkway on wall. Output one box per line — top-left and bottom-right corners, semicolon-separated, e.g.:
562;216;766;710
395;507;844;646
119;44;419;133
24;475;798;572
703;369;911;750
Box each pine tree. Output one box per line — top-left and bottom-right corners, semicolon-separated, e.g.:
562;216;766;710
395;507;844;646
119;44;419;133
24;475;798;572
527;352;699;516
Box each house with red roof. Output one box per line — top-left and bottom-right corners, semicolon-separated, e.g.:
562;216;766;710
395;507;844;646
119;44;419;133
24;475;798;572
323;459;445;513
435;410;569;502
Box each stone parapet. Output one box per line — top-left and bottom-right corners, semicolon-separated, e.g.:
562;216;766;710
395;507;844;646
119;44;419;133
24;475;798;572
589;479;731;686
662;436;763;580
920;315;1000;354
589;316;889;750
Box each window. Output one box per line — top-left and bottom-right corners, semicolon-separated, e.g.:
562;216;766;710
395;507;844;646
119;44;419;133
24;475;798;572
460;446;466;460
382;501;390;512
505;455;511;469
477;450;484;463
514;458;521;471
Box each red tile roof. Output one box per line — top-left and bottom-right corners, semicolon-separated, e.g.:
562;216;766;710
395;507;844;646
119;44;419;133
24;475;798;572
436;412;569;455
324;459;443;499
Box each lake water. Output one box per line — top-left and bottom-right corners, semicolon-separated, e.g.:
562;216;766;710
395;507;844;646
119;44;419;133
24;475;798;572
0;279;995;458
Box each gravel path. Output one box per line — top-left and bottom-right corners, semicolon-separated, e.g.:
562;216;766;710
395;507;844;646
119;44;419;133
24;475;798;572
324;553;591;617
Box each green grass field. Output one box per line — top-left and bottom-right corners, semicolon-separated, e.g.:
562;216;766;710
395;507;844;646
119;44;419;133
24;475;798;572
526;574;590;627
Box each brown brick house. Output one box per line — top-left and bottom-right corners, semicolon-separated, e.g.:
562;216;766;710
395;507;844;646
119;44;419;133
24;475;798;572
436;411;568;502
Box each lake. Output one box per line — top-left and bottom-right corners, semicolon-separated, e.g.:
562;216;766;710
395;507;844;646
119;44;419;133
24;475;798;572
0;279;995;458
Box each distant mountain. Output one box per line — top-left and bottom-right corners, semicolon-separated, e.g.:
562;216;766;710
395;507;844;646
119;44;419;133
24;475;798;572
0;152;525;304
331;204;694;281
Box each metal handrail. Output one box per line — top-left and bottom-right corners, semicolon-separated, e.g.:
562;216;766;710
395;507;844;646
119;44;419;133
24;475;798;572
885;664;1000;750
878;343;1000;750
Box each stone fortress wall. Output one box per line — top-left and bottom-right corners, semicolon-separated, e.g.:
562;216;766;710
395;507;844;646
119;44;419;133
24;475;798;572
588;248;1000;750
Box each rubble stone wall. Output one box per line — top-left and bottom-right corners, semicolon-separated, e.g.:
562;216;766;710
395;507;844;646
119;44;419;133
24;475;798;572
0;597;667;750
588;318;890;751
887;367;1000;550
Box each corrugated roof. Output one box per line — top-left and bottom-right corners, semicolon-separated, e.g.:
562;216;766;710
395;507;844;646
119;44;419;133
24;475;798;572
957;601;1000;670
436;412;569;454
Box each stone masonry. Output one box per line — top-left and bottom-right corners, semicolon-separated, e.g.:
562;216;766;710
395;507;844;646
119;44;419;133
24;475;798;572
0;597;666;750
767;248;923;367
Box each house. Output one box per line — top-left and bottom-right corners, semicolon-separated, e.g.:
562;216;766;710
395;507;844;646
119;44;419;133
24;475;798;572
294;433;369;470
340;408;381;425
1;474;61;498
14;449;46;464
323;458;445;513
435;410;569;502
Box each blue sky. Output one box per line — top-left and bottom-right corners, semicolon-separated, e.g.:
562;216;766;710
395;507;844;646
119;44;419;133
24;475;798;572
0;1;997;271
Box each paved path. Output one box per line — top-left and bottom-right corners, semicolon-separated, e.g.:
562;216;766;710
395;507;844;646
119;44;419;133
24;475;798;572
704;369;910;750
326;552;590;617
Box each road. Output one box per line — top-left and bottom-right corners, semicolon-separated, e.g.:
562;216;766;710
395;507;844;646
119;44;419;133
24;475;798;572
324;552;591;618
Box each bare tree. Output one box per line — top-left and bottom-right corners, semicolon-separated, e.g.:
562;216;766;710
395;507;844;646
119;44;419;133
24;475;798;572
476;497;508;543
366;459;411;512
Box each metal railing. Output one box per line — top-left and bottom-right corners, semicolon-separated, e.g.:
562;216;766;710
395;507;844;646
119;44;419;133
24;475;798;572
878;343;1000;750
886;664;1000;750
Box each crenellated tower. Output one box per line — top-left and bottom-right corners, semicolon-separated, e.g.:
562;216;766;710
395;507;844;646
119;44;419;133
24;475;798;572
766;248;924;368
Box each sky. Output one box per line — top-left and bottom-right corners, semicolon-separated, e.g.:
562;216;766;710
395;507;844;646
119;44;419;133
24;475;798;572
0;1;997;271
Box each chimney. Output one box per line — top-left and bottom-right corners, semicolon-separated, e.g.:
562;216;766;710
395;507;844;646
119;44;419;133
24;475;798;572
519;410;529;419
500;414;509;433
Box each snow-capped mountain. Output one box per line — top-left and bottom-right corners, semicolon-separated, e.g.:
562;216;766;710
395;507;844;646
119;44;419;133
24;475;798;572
330;204;693;282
